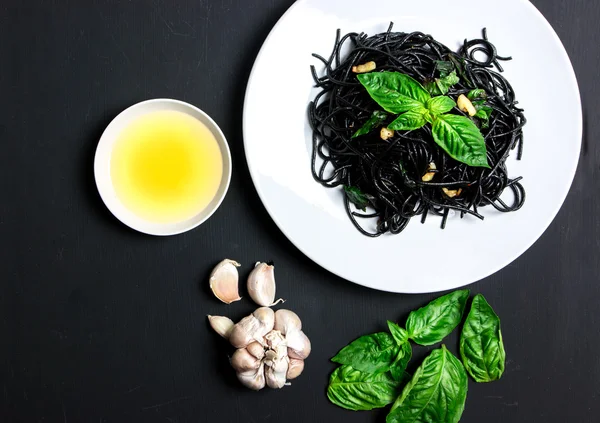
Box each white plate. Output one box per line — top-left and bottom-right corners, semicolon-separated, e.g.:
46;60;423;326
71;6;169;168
95;99;232;236
243;0;581;293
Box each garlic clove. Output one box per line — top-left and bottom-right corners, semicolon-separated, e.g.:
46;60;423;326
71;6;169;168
247;262;284;307
352;61;376;73
229;307;275;349
231;348;262;373
237;361;266;391
457;94;477;116
286;358;304;380
286;330;311;360
274;309;302;334
264;355;289;389
380;127;394;141
209;259;242;304
422;162;437;182
229;315;256;349
207;315;234;339
252;307;276;331
246;341;266;360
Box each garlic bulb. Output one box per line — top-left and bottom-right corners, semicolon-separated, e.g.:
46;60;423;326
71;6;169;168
209;259;242;304
211;307;311;390
247;262;284;307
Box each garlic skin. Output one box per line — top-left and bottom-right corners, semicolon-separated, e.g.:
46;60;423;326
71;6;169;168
247;262;284;307
246;341;266;360
264;330;287;359
229;307;275;349
274;309;311;360
286;358;304;380
263;330;289;389
237;361;266;391
231;347;266;391
209;259;242;304
264;354;289;389
207;315;234;339
286;330;312;360
274;309;302;334
231;347;262;373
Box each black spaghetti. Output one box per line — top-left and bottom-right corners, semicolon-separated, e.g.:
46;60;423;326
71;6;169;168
308;24;526;237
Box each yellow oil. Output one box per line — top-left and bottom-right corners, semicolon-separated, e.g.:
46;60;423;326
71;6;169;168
110;110;223;224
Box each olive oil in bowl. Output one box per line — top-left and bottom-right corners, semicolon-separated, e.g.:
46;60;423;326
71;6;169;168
110;110;223;224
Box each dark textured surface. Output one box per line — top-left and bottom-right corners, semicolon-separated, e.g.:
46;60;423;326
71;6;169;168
0;0;597;422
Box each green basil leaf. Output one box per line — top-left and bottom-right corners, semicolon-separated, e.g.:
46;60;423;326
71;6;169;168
426;96;456;115
474;106;493;129
389;341;412;383
425;71;460;96
328;365;401;411
388;110;427;131
406;289;470;346
467;89;487;100
460;294;506;382
352;110;388;138
424;80;441;96
448;54;472;87
435;60;454;78
387;321;409;345
423;110;435;124
436;71;460;95
332;332;399;374
387;346;468;423
432;114;490;168
343;185;371;211
475;105;493;118
357;71;430;114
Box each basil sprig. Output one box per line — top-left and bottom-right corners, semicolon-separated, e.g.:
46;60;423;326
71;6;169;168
356;71;490;168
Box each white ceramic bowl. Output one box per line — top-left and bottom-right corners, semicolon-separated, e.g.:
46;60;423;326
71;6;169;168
94;99;232;236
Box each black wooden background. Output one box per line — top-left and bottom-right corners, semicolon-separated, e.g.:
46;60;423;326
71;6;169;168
1;1;598;422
